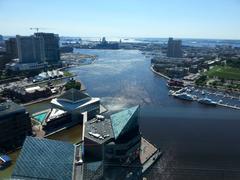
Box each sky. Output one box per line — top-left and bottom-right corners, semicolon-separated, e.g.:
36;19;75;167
0;0;240;39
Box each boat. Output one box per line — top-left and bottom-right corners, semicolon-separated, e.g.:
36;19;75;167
0;154;11;170
168;90;174;96
174;93;194;101
186;88;192;93
198;98;217;106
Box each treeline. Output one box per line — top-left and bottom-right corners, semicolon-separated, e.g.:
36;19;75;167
226;58;240;68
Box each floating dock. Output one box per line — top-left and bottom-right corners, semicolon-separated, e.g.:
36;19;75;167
170;87;240;110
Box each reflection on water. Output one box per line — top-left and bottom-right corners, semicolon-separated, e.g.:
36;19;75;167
2;49;240;179
69;49;240;179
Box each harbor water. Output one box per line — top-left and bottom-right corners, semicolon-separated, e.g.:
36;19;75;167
70;49;240;179
2;49;240;179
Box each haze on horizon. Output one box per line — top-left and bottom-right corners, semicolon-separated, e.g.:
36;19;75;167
0;0;240;40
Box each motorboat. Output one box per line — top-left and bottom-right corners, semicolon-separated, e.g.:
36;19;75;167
174;93;194;101
198;97;217;106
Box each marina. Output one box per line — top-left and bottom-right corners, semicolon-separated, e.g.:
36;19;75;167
170;86;240;110
2;49;240;179
68;49;240;179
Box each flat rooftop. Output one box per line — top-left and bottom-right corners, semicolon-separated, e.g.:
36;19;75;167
140;137;158;164
0;101;25;119
85;118;114;144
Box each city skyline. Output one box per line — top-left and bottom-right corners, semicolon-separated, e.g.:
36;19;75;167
0;0;240;39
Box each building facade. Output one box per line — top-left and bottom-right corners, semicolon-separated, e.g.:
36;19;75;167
35;33;60;64
5;38;18;59
167;37;183;58
0;102;32;152
16;35;45;64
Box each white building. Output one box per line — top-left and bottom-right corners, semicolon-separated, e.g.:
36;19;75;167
51;88;100;122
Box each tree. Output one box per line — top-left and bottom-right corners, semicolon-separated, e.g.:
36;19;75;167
65;80;81;90
195;75;207;86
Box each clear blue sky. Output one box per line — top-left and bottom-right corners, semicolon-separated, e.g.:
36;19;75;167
0;0;240;39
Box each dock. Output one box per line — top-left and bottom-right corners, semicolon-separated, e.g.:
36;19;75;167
170;86;240;110
140;137;162;173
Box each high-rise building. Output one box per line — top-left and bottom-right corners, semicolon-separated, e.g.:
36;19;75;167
0;102;32;152
0;35;3;42
167;37;183;58
35;33;60;64
16;35;45;64
5;38;18;59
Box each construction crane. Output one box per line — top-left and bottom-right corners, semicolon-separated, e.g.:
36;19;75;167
30;27;46;33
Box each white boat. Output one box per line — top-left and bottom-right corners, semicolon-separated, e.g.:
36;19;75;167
174;93;194;101
198;98;217;106
168;90;174;96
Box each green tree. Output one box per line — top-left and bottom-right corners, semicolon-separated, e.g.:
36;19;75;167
65;80;81;90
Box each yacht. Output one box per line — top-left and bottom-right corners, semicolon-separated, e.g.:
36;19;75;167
174;93;194;101
198;98;217;105
168;90;174;96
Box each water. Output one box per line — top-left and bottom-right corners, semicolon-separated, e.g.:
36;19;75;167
2;48;240;179
32;112;48;123
60;37;240;47
69;49;240;179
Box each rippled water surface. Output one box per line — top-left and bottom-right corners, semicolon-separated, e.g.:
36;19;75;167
69;49;240;179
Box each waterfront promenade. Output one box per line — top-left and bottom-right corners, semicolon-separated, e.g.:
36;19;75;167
150;65;171;80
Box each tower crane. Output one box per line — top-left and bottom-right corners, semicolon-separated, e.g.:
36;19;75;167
29;27;45;33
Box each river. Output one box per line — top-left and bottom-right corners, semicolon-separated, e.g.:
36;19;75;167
70;49;240;180
2;49;240;179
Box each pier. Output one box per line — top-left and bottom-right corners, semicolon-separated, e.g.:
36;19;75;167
170;87;240;110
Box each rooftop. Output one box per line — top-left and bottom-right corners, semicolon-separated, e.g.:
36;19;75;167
85;106;140;144
0;101;26;119
59;88;90;103
110;105;139;139
85;118;114;144
12;136;75;180
32;108;68;124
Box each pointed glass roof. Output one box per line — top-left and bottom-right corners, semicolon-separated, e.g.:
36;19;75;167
59;88;90;103
110;105;139;140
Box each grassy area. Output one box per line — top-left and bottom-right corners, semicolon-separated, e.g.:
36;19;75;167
206;65;240;80
63;71;73;77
